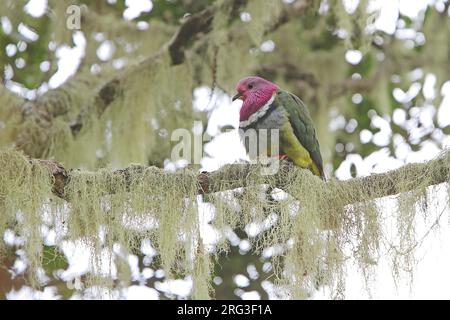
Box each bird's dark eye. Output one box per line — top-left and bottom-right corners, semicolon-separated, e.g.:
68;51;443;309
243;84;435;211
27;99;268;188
248;84;253;89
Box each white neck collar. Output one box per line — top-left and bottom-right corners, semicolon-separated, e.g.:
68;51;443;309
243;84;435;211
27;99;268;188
239;95;275;128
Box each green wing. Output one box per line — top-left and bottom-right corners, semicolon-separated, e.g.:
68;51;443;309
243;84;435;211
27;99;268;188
276;90;325;178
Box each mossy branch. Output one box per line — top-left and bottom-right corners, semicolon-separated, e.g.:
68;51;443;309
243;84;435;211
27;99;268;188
36;150;450;204
1;149;448;297
263;0;317;35
168;6;216;65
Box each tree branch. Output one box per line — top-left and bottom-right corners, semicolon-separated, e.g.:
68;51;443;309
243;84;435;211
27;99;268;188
264;0;316;35
36;150;449;205
168;6;216;65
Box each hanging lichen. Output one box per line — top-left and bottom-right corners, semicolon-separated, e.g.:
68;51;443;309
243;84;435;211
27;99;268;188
0;149;449;299
0;149;54;286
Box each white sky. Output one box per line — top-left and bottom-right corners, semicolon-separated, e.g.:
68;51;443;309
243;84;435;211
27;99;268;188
3;0;450;300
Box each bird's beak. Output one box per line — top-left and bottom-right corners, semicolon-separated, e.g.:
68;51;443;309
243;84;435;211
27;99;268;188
232;92;243;101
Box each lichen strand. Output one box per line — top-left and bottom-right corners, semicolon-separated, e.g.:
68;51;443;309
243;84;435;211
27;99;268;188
64;161;202;291
0;150;54;286
245;0;283;46
0;86;23;151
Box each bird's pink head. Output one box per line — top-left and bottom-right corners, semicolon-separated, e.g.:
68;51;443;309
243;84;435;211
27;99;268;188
233;76;279;121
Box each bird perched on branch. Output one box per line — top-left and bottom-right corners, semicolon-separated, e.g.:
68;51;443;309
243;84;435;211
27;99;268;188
232;76;325;179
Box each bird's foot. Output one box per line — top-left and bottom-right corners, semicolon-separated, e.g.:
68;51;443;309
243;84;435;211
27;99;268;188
276;154;288;160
